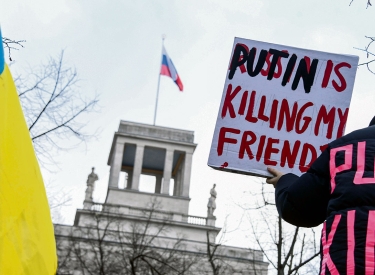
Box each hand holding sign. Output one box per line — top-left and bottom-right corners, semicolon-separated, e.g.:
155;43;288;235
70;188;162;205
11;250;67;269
266;167;284;188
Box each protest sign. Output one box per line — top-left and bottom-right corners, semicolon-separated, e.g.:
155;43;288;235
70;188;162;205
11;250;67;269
208;37;359;178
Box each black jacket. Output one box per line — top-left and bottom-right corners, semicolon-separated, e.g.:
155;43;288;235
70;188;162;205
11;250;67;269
275;124;375;274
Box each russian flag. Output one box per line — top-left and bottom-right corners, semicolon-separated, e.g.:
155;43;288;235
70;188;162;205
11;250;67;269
160;46;183;91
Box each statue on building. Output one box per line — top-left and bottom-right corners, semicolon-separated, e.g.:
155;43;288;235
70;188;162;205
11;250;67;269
85;167;99;201
207;184;217;217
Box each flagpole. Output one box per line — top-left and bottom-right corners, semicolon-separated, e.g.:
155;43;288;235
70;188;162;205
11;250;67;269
153;35;165;126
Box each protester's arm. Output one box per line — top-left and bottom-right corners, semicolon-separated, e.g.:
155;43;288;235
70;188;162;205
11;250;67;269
267;149;331;228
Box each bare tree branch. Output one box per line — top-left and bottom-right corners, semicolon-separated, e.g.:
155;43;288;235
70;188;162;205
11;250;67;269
46;181;72;223
283;226;299;268
16;50;99;167
355;36;375;74
244;182;320;274
59;199;199;275
2;37;26;61
349;0;372;8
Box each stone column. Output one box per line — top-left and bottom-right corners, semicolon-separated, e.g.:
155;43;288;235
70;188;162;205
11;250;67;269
154;174;162;194
125;170;133;189
182;152;193;197
173;163;183;196
131;144;144;191
108;141;125;188
162;149;174;195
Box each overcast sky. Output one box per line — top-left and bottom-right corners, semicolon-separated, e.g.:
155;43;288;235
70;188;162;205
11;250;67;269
1;0;375;248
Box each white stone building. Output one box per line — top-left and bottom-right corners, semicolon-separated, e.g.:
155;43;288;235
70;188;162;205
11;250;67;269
54;121;268;275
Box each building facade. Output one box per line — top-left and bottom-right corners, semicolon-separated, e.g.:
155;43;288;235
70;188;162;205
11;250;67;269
54;121;268;275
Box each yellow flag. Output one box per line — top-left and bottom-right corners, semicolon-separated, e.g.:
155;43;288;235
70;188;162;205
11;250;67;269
0;30;57;274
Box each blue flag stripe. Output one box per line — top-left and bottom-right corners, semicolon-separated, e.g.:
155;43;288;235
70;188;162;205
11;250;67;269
0;28;5;74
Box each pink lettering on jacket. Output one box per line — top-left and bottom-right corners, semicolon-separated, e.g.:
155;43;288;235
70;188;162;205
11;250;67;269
365;210;375;274
354;141;375;184
347;210;356;275
321;214;341;275
329;144;353;193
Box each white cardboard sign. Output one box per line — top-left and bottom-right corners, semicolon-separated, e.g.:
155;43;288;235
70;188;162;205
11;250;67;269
208;37;359;178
